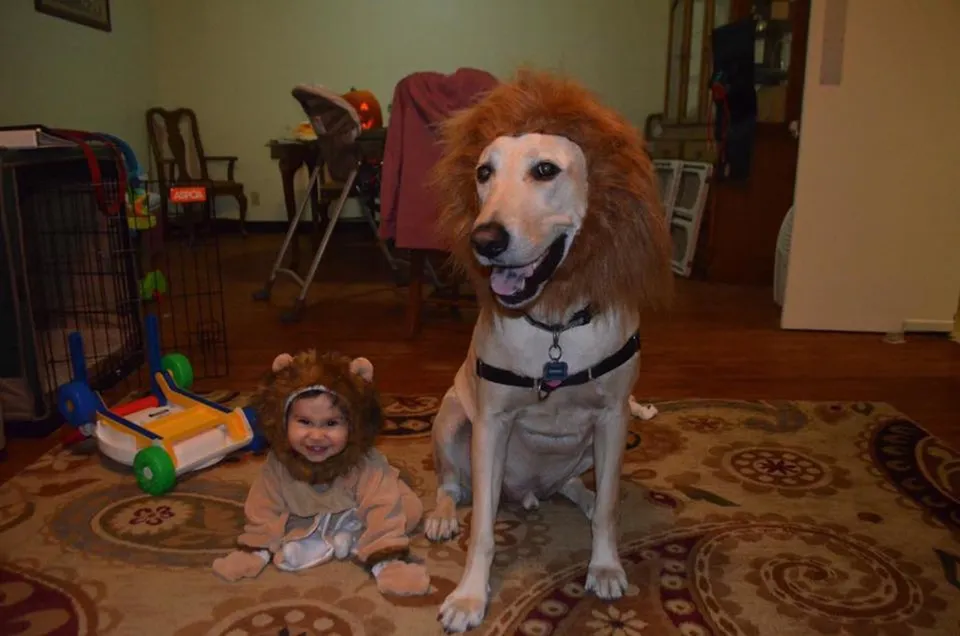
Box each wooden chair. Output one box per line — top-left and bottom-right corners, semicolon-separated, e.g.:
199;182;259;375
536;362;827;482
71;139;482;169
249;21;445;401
405;250;476;338
145;107;248;236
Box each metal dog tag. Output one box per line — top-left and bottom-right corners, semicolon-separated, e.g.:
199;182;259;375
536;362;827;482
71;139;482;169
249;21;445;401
542;360;568;383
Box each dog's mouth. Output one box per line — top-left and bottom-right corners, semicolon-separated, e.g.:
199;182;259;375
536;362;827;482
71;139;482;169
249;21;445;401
488;234;568;307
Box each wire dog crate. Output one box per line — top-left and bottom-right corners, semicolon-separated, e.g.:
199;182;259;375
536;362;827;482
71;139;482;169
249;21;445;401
1;144;230;437
138;179;230;383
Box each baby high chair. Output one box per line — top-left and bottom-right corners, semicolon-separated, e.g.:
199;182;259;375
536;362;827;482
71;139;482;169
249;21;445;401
252;84;402;322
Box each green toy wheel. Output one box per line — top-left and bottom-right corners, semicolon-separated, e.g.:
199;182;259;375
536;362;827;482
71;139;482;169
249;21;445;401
133;446;177;495
161;353;193;389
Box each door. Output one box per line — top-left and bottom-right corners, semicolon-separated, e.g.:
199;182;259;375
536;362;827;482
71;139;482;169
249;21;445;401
702;0;812;284
753;0;811;282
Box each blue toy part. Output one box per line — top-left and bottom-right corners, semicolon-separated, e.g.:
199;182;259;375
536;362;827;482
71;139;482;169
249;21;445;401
242;405;268;452
97;133;144;189
67;331;88;384
57;332;99;426
57;381;99;427
97;133;157;230
144;313;169;407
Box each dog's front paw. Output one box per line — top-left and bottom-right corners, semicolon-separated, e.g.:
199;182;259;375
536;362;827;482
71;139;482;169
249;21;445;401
425;514;459;542
438;588;487;633
585;561;628;600
425;494;460;542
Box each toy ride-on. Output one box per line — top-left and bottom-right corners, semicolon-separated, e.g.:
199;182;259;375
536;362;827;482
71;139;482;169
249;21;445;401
57;313;264;496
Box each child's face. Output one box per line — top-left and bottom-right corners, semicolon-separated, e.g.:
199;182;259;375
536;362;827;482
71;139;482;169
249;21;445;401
286;393;349;463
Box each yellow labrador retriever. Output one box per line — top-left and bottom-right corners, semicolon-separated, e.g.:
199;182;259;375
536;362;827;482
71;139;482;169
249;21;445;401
426;70;673;633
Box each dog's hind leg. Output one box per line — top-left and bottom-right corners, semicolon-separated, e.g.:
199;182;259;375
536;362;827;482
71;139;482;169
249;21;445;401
426;387;472;542
521;492;539;511
560;477;596;520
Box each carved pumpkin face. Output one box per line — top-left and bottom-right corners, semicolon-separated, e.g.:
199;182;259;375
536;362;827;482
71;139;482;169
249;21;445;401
342;88;383;131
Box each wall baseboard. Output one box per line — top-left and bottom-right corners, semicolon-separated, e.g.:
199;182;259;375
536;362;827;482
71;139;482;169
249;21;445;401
212;218;371;236
901;319;955;333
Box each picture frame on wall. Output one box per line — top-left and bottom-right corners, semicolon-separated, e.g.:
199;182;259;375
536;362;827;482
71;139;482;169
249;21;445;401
35;0;111;33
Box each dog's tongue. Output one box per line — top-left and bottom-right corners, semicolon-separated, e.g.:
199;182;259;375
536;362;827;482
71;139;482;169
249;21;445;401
490;264;534;297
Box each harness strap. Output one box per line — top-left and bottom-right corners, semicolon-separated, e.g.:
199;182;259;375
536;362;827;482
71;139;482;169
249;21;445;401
475;331;641;400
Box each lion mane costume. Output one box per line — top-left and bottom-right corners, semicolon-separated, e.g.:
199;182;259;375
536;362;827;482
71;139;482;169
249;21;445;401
212;350;430;597
434;69;673;318
257;350;383;486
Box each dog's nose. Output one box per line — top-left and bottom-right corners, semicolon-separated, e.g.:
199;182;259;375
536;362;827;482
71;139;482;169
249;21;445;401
470;222;510;259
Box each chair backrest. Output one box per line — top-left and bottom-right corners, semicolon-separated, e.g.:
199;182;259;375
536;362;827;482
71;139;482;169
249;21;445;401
291;84;362;182
146;107;208;184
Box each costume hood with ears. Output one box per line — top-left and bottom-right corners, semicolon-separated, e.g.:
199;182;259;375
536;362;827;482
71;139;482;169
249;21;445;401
250;350;383;485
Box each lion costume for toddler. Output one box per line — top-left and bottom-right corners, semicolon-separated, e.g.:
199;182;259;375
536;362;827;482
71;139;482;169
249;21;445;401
212;350;431;597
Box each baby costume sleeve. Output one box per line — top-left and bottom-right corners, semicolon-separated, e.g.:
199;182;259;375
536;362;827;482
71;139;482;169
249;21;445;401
351;454;424;565
237;454;291;552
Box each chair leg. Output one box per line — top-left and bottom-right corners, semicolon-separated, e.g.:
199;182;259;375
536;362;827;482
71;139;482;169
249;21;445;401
359;200;400;273
449;269;462;318
236;192;248;236
406;250;424;339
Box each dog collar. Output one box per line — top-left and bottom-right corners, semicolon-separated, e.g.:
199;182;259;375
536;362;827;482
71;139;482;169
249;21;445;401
475;330;641;401
520;304;596;396
522;305;593;333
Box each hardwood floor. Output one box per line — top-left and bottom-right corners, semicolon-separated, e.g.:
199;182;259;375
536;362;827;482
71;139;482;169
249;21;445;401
2;227;958;483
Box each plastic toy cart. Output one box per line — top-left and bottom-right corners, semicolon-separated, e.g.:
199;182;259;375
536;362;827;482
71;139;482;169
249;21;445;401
57;313;263;495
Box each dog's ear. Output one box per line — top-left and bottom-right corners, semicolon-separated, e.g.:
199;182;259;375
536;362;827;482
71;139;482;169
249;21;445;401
349;357;374;383
272;353;294;373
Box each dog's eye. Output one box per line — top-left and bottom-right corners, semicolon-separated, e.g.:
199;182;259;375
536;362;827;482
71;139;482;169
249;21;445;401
476;163;493;184
531;161;561;181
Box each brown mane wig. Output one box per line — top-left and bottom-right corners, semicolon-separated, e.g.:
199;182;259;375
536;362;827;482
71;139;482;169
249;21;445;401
250;350;383;485
432;69;673;319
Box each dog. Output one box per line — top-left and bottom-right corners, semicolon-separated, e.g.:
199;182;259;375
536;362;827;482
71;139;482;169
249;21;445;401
424;70;673;633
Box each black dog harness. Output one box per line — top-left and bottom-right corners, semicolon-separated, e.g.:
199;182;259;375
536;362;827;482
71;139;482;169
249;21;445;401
475;306;641;401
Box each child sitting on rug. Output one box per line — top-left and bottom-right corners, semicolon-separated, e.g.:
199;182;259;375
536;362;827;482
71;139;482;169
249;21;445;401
212;350;431;597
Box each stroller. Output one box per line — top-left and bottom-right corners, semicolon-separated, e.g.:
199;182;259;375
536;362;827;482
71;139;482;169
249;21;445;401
252;84;403;322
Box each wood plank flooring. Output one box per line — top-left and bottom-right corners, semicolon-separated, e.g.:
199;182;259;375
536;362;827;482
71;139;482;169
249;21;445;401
2;229;957;483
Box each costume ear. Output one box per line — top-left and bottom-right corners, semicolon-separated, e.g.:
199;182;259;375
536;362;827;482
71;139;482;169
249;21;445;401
272;353;294;373
349;357;374;383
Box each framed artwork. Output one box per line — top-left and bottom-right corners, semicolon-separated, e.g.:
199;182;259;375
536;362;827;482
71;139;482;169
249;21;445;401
35;0;112;32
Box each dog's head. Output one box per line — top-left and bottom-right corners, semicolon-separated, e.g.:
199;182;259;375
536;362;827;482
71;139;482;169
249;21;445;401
433;69;672;317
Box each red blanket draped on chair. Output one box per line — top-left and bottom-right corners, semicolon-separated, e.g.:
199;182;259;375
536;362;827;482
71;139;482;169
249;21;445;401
379;68;498;251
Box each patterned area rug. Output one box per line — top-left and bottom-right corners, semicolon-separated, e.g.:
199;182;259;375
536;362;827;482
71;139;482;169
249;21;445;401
1;392;959;635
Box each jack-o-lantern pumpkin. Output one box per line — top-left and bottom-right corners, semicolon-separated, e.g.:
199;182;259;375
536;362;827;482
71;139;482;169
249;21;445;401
342;88;383;131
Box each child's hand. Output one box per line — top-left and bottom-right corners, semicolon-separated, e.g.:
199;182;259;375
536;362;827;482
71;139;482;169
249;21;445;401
212;550;269;582
373;560;431;596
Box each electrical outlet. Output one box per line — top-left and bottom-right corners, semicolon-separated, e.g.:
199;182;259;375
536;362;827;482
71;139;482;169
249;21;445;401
250;191;260;206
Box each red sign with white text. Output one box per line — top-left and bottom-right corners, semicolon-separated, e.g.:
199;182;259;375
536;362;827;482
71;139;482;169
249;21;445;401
169;186;208;203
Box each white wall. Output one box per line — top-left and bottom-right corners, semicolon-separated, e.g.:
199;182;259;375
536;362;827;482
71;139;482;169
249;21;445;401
148;0;670;222
0;1;668;224
0;1;155;160
782;0;960;334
